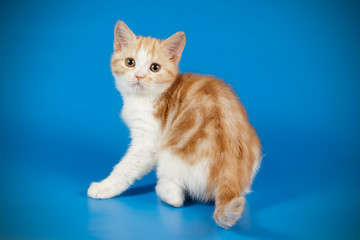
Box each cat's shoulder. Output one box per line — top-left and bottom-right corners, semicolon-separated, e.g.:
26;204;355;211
176;73;220;83
175;73;228;90
155;73;238;121
173;73;233;97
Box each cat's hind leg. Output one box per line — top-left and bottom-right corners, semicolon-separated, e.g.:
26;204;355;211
155;150;187;207
155;178;185;207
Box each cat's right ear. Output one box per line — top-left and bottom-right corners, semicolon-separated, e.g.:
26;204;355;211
114;21;136;51
162;32;186;62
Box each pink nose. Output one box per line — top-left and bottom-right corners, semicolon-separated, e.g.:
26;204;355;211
136;75;144;81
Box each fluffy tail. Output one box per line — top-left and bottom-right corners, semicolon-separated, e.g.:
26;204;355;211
213;194;246;229
212;154;251;229
210;108;261;229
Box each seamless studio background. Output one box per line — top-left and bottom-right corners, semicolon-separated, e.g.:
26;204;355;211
1;0;359;239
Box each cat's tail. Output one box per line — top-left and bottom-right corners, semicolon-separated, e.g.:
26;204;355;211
213;194;246;229
212;161;249;229
211;115;261;229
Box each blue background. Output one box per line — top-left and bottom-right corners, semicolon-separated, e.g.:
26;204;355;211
1;0;359;239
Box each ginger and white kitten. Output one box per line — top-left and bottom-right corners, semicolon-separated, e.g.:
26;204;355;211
88;21;262;229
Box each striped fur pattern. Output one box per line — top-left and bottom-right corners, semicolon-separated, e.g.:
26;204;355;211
87;21;262;229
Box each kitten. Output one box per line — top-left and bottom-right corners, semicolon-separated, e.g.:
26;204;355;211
88;21;262;229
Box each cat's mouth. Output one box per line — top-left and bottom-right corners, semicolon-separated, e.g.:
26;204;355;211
131;81;146;90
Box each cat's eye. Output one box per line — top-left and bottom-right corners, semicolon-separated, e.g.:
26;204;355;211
125;58;135;67
150;63;161;72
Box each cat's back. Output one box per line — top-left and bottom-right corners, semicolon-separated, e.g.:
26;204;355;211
155;73;247;129
155;73;257;158
169;73;238;104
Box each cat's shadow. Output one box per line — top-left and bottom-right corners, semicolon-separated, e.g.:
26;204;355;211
121;183;156;197
113;185;207;208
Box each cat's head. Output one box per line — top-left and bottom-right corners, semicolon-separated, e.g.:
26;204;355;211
111;21;186;96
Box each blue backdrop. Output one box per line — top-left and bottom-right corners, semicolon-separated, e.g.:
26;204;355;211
1;0;359;239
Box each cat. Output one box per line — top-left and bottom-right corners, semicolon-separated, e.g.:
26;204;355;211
87;20;262;229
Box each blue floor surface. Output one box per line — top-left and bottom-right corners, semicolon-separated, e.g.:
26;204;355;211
1;0;360;239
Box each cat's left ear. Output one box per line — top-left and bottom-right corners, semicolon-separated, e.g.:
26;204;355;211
162;32;186;62
114;20;136;51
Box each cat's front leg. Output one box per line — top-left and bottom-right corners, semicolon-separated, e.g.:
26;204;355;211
88;138;157;199
87;178;122;199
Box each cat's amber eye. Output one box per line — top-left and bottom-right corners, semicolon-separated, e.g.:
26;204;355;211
150;63;161;72
125;58;135;67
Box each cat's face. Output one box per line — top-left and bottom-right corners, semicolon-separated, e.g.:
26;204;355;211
111;21;185;96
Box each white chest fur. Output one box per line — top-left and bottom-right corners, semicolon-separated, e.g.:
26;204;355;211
121;95;160;136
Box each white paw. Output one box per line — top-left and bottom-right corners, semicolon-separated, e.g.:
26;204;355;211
156;179;184;207
87;181;120;199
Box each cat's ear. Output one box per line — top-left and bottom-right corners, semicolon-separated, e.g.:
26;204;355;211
162;32;186;62
114;21;136;51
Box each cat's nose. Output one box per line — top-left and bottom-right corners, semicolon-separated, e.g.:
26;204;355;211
136;75;144;81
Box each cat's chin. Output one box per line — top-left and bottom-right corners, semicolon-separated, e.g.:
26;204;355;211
131;82;144;87
121;83;154;96
131;83;146;92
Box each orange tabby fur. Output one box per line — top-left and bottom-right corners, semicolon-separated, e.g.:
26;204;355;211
155;73;261;228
